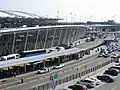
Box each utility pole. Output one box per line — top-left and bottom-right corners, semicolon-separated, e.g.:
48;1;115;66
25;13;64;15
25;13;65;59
70;12;72;23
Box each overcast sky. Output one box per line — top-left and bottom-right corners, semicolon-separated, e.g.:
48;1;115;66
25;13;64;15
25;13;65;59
1;0;120;22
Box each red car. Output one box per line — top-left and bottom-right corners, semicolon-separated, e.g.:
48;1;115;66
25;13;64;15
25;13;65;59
68;84;87;90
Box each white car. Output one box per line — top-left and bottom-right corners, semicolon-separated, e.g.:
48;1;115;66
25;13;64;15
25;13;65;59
76;78;96;88
89;77;101;85
36;68;49;74
52;64;64;69
112;53;118;58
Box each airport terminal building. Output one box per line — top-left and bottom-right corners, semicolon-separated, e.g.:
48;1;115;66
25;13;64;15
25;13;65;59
0;25;87;56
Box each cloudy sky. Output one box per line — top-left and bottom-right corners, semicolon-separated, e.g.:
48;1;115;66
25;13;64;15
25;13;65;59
0;0;120;22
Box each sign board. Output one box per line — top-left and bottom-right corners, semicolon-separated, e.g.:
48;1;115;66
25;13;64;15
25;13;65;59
54;73;58;79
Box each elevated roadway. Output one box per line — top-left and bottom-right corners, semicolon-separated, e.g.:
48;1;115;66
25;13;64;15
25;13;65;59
0;51;117;90
0;39;103;68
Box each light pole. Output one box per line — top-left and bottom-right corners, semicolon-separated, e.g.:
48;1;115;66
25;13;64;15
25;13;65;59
89;15;92;21
84;16;87;23
114;15;116;22
65;16;67;22
46;15;48;18
74;14;76;22
80;16;81;22
57;11;59;19
70;12;72;23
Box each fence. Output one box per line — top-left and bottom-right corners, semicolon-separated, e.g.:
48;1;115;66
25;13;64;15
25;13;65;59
28;59;113;90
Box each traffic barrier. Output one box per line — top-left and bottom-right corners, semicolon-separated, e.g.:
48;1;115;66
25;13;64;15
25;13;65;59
28;60;114;90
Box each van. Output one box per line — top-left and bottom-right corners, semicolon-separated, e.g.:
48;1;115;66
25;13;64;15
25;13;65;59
0;54;20;61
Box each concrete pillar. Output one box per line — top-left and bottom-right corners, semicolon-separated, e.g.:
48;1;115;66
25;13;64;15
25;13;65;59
58;57;61;64
43;60;45;68
50;58;53;66
24;64;27;72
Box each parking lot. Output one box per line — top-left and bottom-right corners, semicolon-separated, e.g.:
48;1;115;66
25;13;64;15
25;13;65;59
47;61;118;90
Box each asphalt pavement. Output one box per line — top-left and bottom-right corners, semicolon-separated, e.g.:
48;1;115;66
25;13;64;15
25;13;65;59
4;51;114;90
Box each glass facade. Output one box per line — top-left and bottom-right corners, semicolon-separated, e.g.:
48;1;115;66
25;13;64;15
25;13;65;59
14;32;27;53
0;26;86;56
26;31;38;50
59;28;67;45
69;29;75;43
52;28;61;47
0;33;14;56
64;29;71;44
44;29;55;48
36;29;47;49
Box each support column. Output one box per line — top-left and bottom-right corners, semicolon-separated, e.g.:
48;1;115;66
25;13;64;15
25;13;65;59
57;28;62;46
63;28;68;44
50;58;53;66
51;29;56;47
35;30;40;49
17;66;20;75
43;60;46;68
12;33;16;53
43;29;48;48
24;64;27;72
24;32;29;51
58;57;61;64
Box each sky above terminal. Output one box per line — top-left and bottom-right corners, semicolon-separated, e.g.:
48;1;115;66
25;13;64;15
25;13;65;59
0;0;120;22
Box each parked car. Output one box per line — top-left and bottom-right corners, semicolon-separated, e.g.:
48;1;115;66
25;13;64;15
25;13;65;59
108;66;120;72
76;78;96;88
68;84;87;90
52;64;64;69
57;88;73;90
36;68;49;74
109;68;120;73
103;54;110;58
103;69;119;76
89;77;101;85
97;53;104;57
97;74;116;83
115;63;120;66
111;53;118;58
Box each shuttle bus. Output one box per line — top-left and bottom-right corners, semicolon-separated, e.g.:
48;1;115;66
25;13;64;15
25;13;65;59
19;49;46;57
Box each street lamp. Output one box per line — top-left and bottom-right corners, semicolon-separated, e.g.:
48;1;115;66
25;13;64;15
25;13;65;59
57;11;59;19
74;14;76;22
114;15;116;22
70;12;72;23
65;16;67;22
80;16;81;22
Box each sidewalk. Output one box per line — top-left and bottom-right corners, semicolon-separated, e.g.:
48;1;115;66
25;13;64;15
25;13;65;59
47;62;115;90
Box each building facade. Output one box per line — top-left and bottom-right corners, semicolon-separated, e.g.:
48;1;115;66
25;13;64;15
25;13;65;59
0;25;87;56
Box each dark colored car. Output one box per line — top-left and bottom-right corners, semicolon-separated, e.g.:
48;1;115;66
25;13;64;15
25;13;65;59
108;66;120;72
97;74;115;83
68;84;87;90
103;69;118;76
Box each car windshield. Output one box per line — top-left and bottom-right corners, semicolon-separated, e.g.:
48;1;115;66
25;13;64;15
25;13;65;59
83;80;93;83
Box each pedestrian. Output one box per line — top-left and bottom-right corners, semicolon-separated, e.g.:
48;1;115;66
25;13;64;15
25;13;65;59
21;78;24;83
13;72;16;77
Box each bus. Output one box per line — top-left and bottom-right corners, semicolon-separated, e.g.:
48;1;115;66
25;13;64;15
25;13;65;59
0;54;20;61
19;49;46;57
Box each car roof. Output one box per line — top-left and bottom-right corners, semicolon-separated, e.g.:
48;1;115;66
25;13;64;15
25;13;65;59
85;78;95;81
102;74;114;78
75;84;87;89
108;68;119;71
114;65;120;67
57;88;72;90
